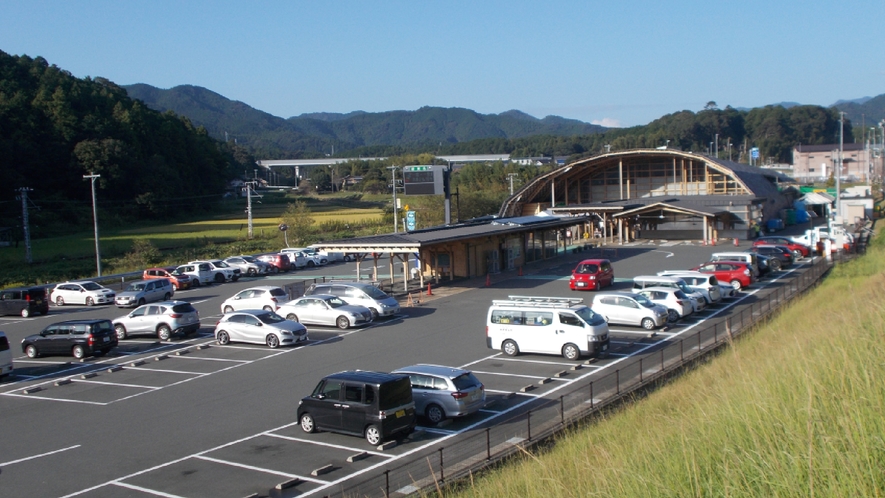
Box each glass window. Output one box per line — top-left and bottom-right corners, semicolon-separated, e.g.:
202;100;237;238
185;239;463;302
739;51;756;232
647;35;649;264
379;377;413;410
243;315;261;326
344;383;364;402
560;313;583;327
319;380;342;400
452;372;481;390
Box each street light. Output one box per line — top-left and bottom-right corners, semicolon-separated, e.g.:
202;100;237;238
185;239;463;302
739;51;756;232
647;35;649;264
83;172;102;276
387;166;400;233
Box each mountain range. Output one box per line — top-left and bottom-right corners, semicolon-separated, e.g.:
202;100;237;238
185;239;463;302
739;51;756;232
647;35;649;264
123;84;606;158
123;83;885;157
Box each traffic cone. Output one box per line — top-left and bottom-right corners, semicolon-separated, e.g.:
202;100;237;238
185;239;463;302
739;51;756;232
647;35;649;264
486;273;491;287
518;266;523;276
733;238;739;246
426;283;433;296
711;238;716;246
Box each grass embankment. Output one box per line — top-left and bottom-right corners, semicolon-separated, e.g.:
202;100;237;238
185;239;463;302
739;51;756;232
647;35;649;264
444;235;885;497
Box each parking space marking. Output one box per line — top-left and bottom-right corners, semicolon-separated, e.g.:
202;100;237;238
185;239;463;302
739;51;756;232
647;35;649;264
421;427;457;436
75;379;161;390
112;481;188;497
0;444;81;467
195;455;327;484
126;366;205;375
487;357;578;367
166;355;252;363
266;433;393;458
471;370;569;381
1;392;107;405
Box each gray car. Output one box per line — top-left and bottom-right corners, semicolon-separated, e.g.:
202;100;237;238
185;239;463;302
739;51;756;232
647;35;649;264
115;279;174;308
214;309;308;349
223;256;270;277
113;301;201;341
391;364;485;424
277;294;373;329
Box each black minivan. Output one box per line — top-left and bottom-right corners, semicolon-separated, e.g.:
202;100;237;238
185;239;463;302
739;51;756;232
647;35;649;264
0;286;49;317
21;319;117;359
297;371;417;445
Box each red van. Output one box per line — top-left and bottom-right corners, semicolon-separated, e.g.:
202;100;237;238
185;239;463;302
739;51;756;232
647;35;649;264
569;259;615;291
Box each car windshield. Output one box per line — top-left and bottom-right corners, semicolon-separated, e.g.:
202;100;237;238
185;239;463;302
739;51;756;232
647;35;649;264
257;312;285;324
213;261;231;268
379;377;413;410
269;288;287;298
127;283;145;291
242;256;257;262
634;295;656;308
81;282;102;291
326;296;348;308
363;286;390;299
452;372;481;390
575;263;599;274
677;282;693;294
574;306;604;325
171;303;196;313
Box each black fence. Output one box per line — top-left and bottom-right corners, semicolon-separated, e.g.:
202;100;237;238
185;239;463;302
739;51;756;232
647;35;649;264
319;251;851;498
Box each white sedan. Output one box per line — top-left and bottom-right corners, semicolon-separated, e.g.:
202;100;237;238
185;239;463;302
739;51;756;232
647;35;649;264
277;294;374;329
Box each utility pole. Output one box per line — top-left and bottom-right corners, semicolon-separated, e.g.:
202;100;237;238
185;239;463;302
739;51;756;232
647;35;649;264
83;172;102;276
17;187;33;263
837;112;845;221
246;181;254;239
387;166;399;233
507;173;519;196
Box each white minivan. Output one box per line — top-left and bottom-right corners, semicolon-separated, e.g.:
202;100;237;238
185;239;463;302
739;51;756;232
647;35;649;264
0;331;13;378
486;296;609;360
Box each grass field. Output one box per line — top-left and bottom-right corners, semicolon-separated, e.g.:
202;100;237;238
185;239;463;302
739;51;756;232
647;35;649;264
441;232;885;497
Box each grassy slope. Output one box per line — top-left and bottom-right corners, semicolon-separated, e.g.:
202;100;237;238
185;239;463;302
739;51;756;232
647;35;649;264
445;235;885;497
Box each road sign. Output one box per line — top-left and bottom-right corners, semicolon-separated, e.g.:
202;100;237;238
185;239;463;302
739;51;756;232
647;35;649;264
403;165;445;195
406;210;416;231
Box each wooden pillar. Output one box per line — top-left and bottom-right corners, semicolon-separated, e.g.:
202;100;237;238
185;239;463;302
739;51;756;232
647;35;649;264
619;159;624;200
618;218;623;245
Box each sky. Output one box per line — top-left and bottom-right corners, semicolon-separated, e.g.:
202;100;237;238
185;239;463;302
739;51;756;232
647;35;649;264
1;0;883;128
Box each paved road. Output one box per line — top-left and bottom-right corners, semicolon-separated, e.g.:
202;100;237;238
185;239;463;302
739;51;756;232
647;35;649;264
0;239;816;497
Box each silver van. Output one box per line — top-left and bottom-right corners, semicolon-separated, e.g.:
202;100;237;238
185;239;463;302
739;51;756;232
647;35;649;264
0;331;13;378
115;279;174;308
590;292;668;330
632;275;705;312
306;282;400;319
391;364;485;424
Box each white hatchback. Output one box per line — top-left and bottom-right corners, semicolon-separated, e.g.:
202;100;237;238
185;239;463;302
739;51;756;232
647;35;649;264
221;286;288;314
636;287;693;322
50;281;115;306
590;292;668;330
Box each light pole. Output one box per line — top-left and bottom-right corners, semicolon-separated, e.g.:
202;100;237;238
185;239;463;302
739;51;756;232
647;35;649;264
837;112;845;221
507;173;519;196
387;166;400;233
714;134;719;159
83;172;102;276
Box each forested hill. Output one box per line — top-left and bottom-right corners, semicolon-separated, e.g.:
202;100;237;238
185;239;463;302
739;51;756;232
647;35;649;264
122;84;607;158
0;51;248;236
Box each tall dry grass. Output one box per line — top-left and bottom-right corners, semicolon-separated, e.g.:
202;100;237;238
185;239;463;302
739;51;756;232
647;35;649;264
444;241;885;497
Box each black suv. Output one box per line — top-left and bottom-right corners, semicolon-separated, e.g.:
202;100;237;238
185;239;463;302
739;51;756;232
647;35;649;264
0;286;49;317
22;319;117;359
297;371;417;445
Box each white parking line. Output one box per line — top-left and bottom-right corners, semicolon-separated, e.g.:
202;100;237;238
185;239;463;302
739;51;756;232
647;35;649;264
167;355;251;363
125;366;204;375
0;444;81;466
471;370;569;381
112;482;187;498
76;379;160;390
266;433;392;458
486;357;577;367
196;455;327;484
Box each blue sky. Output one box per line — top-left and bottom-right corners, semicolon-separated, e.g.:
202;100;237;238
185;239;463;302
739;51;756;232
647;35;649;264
1;1;882;128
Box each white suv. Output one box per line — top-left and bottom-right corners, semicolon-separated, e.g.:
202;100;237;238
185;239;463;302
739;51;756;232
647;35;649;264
51;281;116;306
187;260;239;284
281;248;325;267
221;286;289;314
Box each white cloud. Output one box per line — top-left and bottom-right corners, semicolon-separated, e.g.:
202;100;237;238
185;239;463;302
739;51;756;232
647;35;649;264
591;117;623;128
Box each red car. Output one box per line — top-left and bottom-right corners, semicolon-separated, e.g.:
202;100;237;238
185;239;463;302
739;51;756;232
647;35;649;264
256;253;291;273
569;259;615;291
691;261;754;291
752;236;810;258
143;267;192;291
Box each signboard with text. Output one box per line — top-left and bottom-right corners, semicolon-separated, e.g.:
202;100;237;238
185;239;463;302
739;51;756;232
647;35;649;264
403;165;445;195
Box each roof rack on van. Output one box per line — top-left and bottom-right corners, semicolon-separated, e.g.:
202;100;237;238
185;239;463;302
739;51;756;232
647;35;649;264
492;295;585;308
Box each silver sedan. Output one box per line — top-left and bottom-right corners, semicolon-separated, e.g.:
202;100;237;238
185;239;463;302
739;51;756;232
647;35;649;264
277;294;374;329
214;310;308;348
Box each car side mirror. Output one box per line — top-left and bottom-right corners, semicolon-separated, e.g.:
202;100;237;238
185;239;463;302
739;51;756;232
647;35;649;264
316;393;326;400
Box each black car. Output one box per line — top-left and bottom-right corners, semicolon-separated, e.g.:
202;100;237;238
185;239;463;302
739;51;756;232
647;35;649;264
297;371;417;445
0;286;49;318
22;319;117;359
750;245;794;270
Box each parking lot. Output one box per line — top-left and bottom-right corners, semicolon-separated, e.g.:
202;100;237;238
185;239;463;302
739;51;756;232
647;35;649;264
0;240;821;497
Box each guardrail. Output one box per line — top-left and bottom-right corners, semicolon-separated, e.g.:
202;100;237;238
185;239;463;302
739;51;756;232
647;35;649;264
326;253;844;498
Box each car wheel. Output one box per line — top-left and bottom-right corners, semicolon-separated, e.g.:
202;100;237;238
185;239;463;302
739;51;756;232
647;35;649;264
365;425;382;445
192;279;201;287
286;313;298;322
163;293;172;301
55;296;65;306
336;316;350;329
157;325;172;341
300;413;316;433
115;324;127;340
730;279;742;291
369;308;379;320
247;268;257;277
72;345;86;359
641;318;656;330
562;343;581;361
265;334;280;349
343;255;352;262
272;266;279;274
502;339;519;356
20;308;30;318
217;330;230;345
232;276;240;282
223;305;234;314
101;348;111;355
792;250;802;259
770;260;782;271
25;345;38;358
137;298;146;306
667;309;680;322
426;404;445;424
214;274;225;284
84;297;94;306
262;305;273;311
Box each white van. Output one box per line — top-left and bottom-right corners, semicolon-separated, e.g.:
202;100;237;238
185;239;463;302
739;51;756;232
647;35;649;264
632;275;705;312
486;296;609;360
655;270;724;304
711;252;760;278
0;331;13;378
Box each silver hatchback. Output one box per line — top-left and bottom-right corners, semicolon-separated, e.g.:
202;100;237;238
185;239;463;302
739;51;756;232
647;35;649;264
113;301;200;341
391;364;485;424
